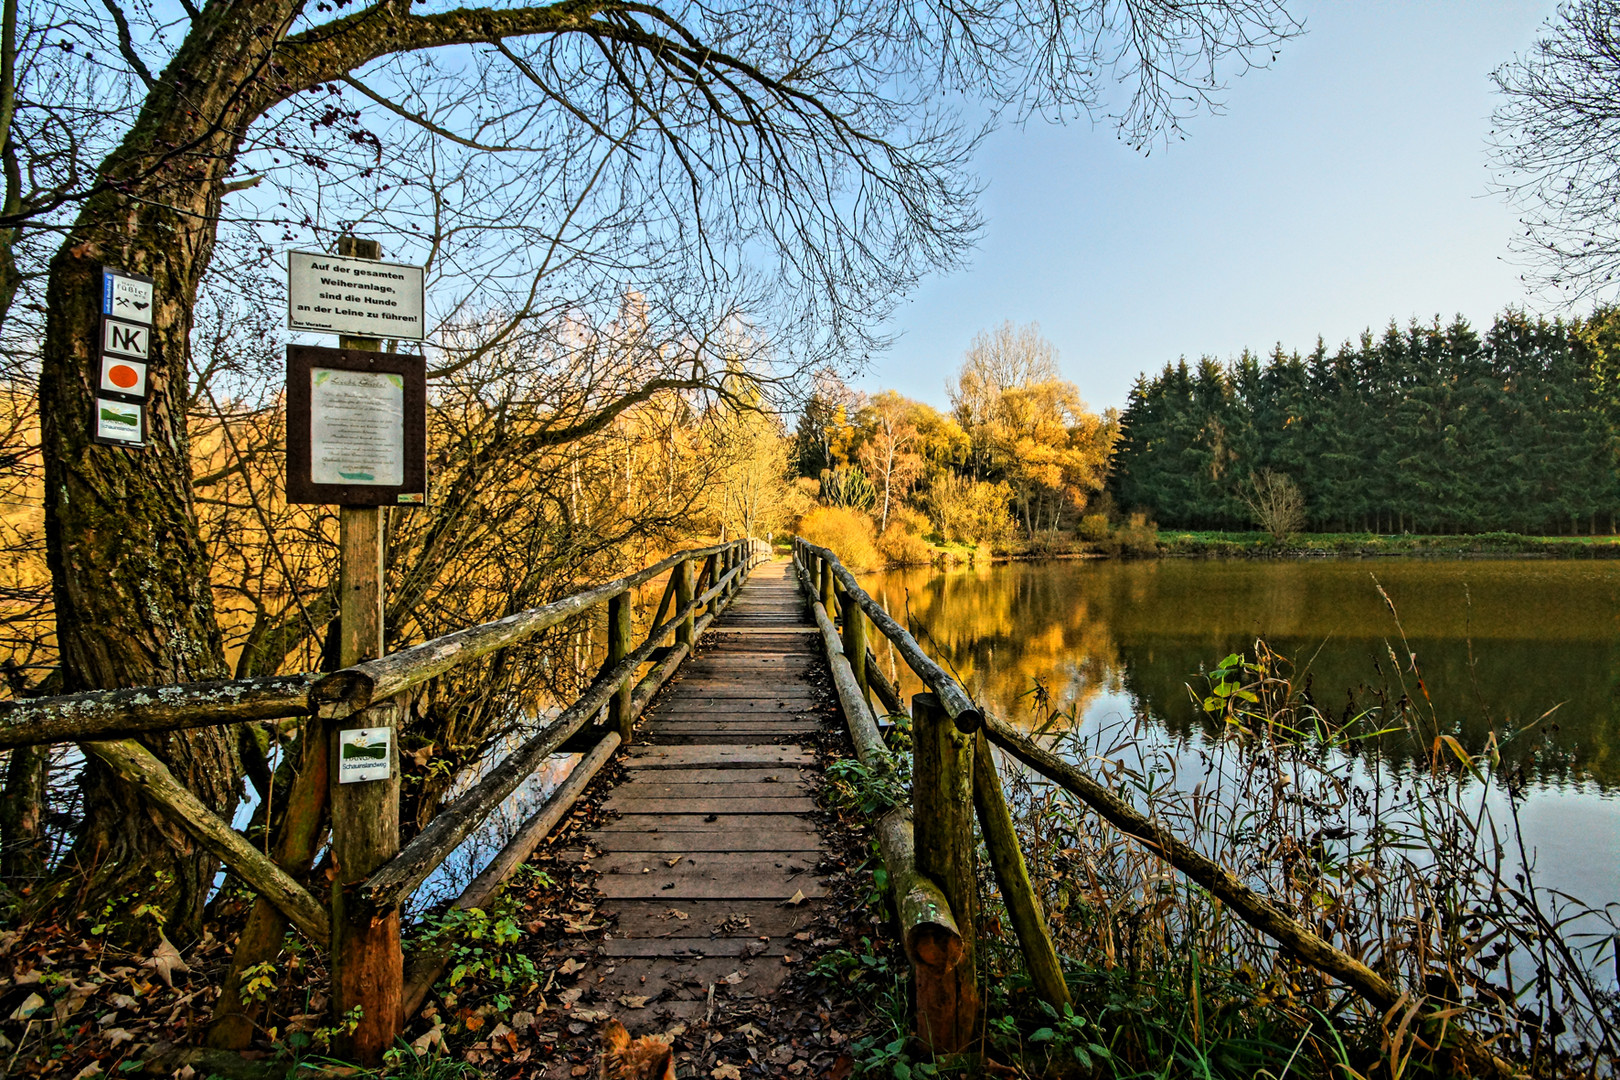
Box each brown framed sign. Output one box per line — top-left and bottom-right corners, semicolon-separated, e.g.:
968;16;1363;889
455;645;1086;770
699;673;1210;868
286;344;427;506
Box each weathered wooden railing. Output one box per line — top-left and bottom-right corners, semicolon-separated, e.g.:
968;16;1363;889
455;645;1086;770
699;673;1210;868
0;537;770;1063
792;537;1516;1078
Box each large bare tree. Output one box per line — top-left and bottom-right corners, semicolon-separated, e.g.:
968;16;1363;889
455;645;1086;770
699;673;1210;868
30;0;1298;934
1493;0;1620;299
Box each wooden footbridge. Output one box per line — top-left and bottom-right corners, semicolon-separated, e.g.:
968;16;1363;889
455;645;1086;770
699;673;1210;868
0;538;1519;1077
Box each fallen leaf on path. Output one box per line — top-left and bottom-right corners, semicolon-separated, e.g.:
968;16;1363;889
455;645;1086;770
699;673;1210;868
664;855;683;867
558;958;585;976
617;994;649;1009
781;889;806;906
722;971;745;985
711;1066;742;1080
410;1027;444;1055
145;933;189;987
666;908;688;921
72;1063;102;1080
8;992;44;1020
557;987;583;1006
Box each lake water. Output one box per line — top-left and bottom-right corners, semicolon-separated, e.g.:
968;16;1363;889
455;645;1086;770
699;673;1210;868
861;556;1620;917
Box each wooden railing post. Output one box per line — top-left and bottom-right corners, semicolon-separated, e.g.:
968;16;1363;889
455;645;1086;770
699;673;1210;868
701;553;719;616
819;553;835;614
675;557;695;647
910;691;979;1051
971;729;1070;1010
607;590;633;742
841;589;867;701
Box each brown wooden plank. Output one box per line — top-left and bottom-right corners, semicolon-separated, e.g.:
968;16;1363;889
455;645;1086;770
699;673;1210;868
614;767;812;785
583;829;818;852
646;721;821;734
599;937;793;958
590;850;821;876
623;745;814;768
650;708;828;720
641;734;809;747
595;870;824;901
611;781;813;799
650;699;830;714
591;813;823;834
602;795;816;814
603;900;822;939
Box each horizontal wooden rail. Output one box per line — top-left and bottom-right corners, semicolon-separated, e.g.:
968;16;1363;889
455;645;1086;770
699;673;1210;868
0;543;753;747
0;673;318;750
359;588;714;910
315;541;737;716
795;539;980;727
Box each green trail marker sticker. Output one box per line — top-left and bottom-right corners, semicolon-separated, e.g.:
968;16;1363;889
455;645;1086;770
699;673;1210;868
94;396;144;446
338;726;393;784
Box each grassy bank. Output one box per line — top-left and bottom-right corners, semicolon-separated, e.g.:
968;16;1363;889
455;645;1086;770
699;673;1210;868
785;515;1620;572
1156;529;1620;558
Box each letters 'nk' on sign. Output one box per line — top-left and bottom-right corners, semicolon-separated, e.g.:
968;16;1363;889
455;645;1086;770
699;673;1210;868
101;318;150;360
287;250;425;341
285;344;427;506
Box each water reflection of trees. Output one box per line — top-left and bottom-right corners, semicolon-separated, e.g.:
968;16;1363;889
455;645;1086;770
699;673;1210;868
863;558;1620;789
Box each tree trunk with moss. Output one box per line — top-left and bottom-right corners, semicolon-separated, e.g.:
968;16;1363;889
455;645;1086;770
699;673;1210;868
34;0;301;942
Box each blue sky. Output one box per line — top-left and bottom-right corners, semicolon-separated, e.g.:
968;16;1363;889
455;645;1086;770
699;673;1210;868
864;0;1565;413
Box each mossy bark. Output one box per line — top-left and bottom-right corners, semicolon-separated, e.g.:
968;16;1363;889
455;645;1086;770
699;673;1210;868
35;0;306;942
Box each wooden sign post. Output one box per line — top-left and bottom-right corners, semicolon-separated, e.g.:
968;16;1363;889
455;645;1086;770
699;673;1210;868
286;236;427;1063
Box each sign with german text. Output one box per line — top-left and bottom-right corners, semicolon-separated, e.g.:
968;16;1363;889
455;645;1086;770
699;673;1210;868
102;268;153;325
311;368;405;486
338;727;393;784
287;250;425;341
94;397;145;446
285;344;427;505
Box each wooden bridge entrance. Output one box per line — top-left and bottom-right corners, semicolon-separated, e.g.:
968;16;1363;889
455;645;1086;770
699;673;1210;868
557;559;837;1030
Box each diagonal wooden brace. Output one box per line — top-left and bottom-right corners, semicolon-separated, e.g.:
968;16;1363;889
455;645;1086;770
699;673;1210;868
86;738;330;945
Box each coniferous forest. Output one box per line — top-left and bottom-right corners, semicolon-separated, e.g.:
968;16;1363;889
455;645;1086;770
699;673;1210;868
1110;309;1620;534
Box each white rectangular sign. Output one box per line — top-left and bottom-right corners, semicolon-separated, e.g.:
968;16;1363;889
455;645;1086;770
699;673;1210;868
100;355;148;397
102;269;153;325
95;397;144;445
287;251;425;341
338;727;393;784
310;368;405;485
101;317;150;360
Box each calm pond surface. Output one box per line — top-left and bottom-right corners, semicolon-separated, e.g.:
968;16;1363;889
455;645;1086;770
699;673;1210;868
861;556;1620;911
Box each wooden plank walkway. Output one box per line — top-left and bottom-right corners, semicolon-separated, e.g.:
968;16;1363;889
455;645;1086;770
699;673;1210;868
542;559;841;1047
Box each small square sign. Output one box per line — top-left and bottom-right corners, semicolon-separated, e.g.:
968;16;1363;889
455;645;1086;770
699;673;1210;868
102;268;154;325
100;355;148;397
101;317;150;360
94;397;144;446
338;727;393;784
